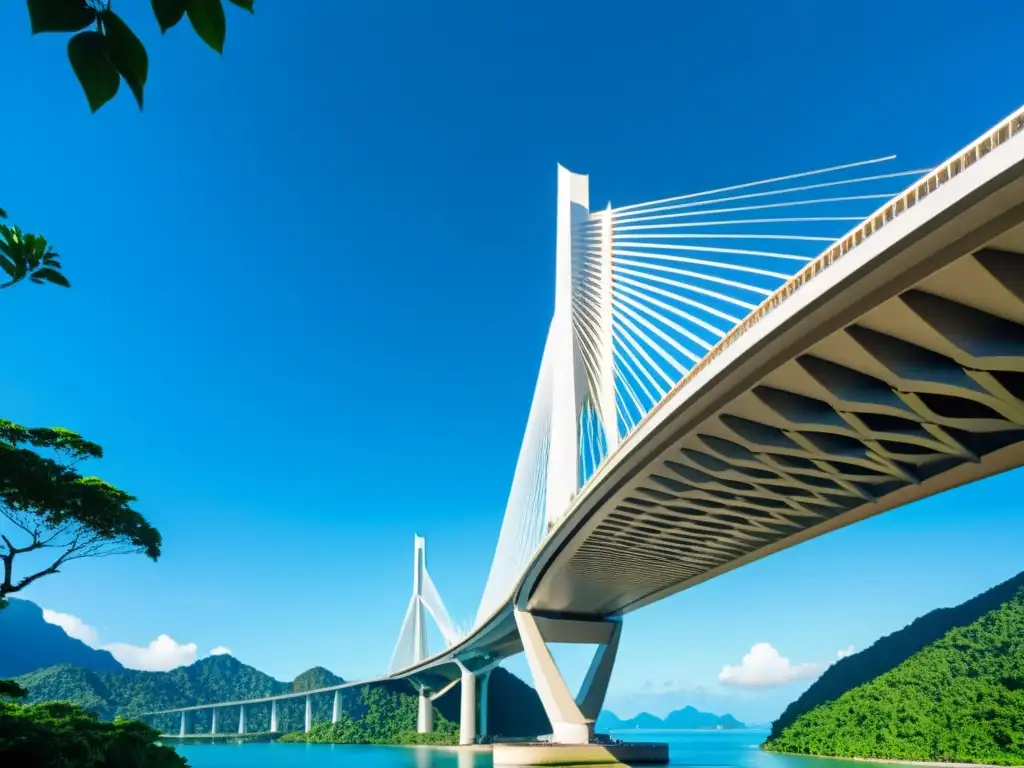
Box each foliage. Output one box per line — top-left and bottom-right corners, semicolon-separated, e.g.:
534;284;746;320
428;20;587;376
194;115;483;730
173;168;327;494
277;686;458;746
764;586;1024;765
0;680;28;699
0;420;161;600
0;700;186;767
0;209;69;291
770;569;1024;739
24;0;254;113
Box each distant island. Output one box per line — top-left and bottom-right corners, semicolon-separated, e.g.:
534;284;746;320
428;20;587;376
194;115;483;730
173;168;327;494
765;570;1024;766
597;705;745;731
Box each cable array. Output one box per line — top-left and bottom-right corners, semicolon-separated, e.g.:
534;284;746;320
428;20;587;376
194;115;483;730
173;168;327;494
578;155;928;444
473;329;554;626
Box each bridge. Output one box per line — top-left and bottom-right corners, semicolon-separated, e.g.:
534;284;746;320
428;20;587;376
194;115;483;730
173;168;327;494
143;105;1024;751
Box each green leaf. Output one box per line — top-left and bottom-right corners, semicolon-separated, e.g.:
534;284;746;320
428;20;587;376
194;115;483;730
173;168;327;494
67;31;120;112
186;0;227;53
151;0;187;33
101;10;149;109
27;0;96;34
226;0;254;11
31;268;71;288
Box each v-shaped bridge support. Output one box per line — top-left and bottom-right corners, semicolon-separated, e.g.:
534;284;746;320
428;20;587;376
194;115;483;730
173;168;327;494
514;608;622;744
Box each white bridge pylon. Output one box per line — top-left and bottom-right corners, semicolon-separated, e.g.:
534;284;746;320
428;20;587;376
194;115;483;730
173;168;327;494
388;535;461;674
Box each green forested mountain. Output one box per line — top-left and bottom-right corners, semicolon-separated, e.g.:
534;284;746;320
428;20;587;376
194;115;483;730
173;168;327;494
5;598;550;738
771;569;1024;739
764;581;1024;765
15;655;549;738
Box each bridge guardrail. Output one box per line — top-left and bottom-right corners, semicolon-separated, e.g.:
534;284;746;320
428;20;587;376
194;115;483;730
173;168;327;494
627;107;1024;435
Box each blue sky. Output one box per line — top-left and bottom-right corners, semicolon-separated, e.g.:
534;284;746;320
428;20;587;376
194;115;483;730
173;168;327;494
3;0;1024;726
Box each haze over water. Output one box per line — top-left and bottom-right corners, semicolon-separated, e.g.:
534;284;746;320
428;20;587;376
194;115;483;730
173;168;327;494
173;729;890;767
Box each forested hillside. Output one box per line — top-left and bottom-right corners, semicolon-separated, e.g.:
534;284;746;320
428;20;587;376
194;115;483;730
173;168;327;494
770;569;1024;739
15;654;549;738
764;583;1024;765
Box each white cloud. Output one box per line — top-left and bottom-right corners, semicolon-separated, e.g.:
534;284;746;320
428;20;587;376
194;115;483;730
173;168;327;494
42;608;219;672
209;646;232;656
105;635;198;672
718;643;822;687
42;608;100;647
836;645;856;659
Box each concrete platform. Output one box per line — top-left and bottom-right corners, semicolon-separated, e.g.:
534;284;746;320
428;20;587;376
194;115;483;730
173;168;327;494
492;741;669;765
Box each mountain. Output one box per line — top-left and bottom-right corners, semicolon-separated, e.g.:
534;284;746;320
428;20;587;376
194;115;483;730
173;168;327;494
596;706;745;731
0;599;122;677
765;577;1024;765
5;599;548;738
770;568;1024;739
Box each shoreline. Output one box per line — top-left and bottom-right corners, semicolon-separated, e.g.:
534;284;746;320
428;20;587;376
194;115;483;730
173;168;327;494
767;749;1005;768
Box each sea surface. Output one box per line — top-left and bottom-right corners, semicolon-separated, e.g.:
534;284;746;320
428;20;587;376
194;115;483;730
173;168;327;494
173;728;888;768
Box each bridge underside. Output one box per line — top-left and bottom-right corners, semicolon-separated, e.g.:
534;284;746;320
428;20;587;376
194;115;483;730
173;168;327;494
531;209;1024;617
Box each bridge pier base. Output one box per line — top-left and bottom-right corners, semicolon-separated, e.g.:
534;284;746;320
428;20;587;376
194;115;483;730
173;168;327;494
417;690;433;734
513;608;621;745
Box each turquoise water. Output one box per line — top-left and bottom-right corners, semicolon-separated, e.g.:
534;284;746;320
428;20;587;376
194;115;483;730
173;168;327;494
174;729;885;767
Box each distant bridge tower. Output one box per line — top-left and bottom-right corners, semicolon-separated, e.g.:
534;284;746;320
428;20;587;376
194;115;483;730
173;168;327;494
388;535;461;734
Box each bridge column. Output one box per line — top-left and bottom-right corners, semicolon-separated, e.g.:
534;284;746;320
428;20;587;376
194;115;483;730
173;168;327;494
332;690;342;723
211;708;217;734
547;164;590;531
238;704;246;735
459;665;477;746
513;608;622;744
417;689;433;734
179;711;187;737
479;669;490;738
305;695;312;733
270;700;278;733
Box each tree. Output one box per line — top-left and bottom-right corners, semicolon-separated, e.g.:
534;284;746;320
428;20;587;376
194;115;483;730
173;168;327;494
0;419;161;600
0;700;187;768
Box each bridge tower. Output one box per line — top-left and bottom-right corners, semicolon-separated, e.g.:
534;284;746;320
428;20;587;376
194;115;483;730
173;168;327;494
547;165;618;533
412;535;433;733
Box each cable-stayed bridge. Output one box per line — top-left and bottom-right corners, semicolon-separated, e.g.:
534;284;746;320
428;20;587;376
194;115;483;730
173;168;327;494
144;106;1024;753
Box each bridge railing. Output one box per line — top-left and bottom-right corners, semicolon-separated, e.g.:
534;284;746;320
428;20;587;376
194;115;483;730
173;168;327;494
667;108;1024;402
595;106;1024;466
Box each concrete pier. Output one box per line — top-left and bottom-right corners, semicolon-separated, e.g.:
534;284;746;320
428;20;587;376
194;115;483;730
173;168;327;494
459;667;477;746
479;670;490;738
417;690;433;733
332;690;342;723
210;708;217;734
179;711;187;737
238;704;246;734
304;695;312;733
270;700;278;733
